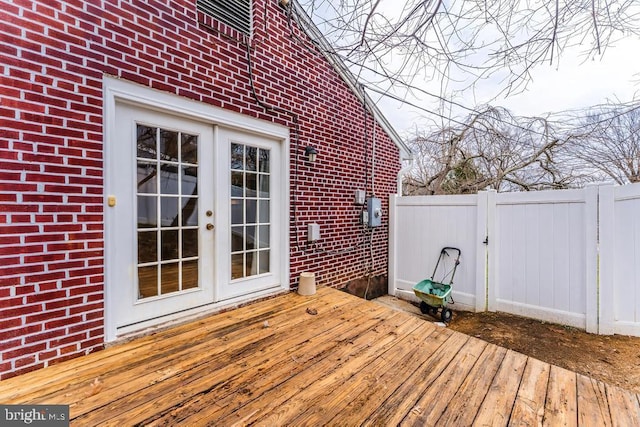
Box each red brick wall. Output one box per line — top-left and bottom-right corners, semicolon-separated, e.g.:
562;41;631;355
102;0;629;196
0;0;401;378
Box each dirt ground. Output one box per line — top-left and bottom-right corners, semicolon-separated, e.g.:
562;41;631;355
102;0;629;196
449;310;640;394
373;296;640;393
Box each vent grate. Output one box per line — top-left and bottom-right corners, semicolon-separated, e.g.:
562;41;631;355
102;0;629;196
197;0;251;35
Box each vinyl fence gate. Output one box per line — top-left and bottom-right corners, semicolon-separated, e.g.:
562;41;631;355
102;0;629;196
388;183;640;337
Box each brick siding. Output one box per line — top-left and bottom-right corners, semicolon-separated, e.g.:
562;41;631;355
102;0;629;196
0;0;401;378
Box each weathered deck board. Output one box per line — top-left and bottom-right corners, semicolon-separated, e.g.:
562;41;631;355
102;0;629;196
0;287;637;426
436;343;508;426
509;357;550;426
4;289;309;401
150;304;413;425
142;302;395;425
577;374;612;426
473;349;528;426
400;336;489;426
15;289;347;410
544;365;578;426
284;322;445;426
74;297;367;424
104;299;394;425
218;311;426;426
326;327;454;426
606;381;640;426
361;331;469;426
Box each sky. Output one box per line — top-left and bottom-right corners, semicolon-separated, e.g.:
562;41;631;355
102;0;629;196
371;34;640;137
495;38;640;115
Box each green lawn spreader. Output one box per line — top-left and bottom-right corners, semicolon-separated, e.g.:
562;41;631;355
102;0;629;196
413;247;461;323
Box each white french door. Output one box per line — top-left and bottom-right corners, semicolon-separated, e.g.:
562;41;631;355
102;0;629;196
217;127;283;300
104;78;290;339
109;103;215;330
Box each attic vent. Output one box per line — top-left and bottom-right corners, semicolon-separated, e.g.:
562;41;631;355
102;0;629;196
197;0;251;35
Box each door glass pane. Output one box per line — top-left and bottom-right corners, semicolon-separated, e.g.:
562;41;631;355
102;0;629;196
182;260;198;289
161;229;179;261
231;143;243;170
258;148;269;173
258;225;269;249
182;229;198;258
137;196;157;228
231;200;243;224
137;125;157;159
182;165;196;188
181;197;198;226
230;142;270;279
246;251;257;276
161;197;179;227
160;129;179;162
246;146;257;171
245;225;256;250
246;199;257;224
259;175;269;197
231;253;244;279
138;231;157;264
259;250;270;274
137;124;200;299
137;162;157;193
138;265;158;298
159;165;179;195
181;133;198;164
231;171;243;196
246;173;257;197
259;200;269;223
231;226;244;252
161;263;180;294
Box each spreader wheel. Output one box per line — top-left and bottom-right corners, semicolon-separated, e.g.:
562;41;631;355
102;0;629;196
441;308;453;323
419;301;431;314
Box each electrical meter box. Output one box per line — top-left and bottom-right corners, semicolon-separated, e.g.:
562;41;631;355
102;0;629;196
366;197;382;227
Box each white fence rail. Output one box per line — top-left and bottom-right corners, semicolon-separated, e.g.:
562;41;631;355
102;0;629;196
388;183;640;337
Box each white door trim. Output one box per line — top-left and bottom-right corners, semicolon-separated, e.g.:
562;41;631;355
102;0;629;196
103;77;290;342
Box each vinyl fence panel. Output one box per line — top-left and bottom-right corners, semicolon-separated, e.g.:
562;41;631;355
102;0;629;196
389;184;639;336
600;183;640;336
389;194;485;311
492;189;598;330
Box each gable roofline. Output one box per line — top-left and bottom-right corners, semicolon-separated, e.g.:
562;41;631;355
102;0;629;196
291;2;414;161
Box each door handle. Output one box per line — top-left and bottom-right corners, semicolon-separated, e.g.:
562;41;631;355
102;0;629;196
206;223;214;230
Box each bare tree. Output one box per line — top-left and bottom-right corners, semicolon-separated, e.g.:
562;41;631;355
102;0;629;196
296;0;640;95
569;104;640;185
291;1;640;193
404;106;576;194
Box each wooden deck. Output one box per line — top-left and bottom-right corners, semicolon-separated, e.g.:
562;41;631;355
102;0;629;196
1;287;639;426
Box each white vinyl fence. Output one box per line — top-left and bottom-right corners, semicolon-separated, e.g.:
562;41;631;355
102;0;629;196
599;184;640;336
389;194;486;312
388;183;640;337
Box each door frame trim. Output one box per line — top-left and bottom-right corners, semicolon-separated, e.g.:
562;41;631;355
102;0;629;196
103;76;290;342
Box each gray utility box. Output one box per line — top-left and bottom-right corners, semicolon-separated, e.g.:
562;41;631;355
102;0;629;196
366;197;382;227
